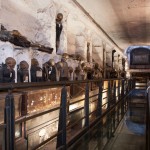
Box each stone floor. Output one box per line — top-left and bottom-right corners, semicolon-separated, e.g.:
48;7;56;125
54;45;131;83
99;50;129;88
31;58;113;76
104;118;146;150
104;89;146;150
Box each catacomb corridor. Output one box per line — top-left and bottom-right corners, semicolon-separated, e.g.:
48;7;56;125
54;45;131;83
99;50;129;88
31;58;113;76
0;0;150;150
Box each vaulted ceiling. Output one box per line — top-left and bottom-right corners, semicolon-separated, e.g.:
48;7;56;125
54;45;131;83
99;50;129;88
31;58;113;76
75;0;150;52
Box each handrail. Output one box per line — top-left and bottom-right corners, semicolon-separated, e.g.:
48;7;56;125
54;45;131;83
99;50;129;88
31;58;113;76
15;105;61;124
0;78;134;150
67;89;133;148
0;78;126;90
146;86;150;150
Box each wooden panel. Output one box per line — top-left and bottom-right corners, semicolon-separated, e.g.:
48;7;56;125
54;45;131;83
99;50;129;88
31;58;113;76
21;87;69;114
26;88;61;114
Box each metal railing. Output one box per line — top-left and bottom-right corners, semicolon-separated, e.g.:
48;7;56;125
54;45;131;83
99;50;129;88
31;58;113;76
0;78;135;150
146;85;150;150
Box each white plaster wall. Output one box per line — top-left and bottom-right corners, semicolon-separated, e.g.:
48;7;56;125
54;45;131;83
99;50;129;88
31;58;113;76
105;44;113;67
0;0;122;81
1;0;68;54
92;46;103;68
114;54;119;70
106;52;112;67
1;0;123;52
67;33;76;54
0;41;14;64
75;35;86;59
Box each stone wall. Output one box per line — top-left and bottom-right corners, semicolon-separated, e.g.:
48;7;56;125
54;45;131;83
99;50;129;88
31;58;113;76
0;0;124;82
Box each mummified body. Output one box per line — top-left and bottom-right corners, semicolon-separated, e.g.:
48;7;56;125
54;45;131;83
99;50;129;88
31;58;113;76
17;61;29;83
0;57;16;83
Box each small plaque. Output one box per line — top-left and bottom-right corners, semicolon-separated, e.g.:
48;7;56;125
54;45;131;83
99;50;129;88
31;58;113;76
49;67;52;74
36;71;42;77
10;73;12;77
24;76;28;82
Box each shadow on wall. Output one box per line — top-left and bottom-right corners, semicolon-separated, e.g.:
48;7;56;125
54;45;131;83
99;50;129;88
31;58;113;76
92;46;103;68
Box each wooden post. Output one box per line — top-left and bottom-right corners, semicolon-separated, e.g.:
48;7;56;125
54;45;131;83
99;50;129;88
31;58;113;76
57;86;67;149
84;83;89;127
107;81;111;109
117;80;120;123
121;80;125;117
97;80;103;117
5;91;15;150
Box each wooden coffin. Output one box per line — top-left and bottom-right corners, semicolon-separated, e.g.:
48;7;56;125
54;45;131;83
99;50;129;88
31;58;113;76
19;87;70;149
20;87;64;115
